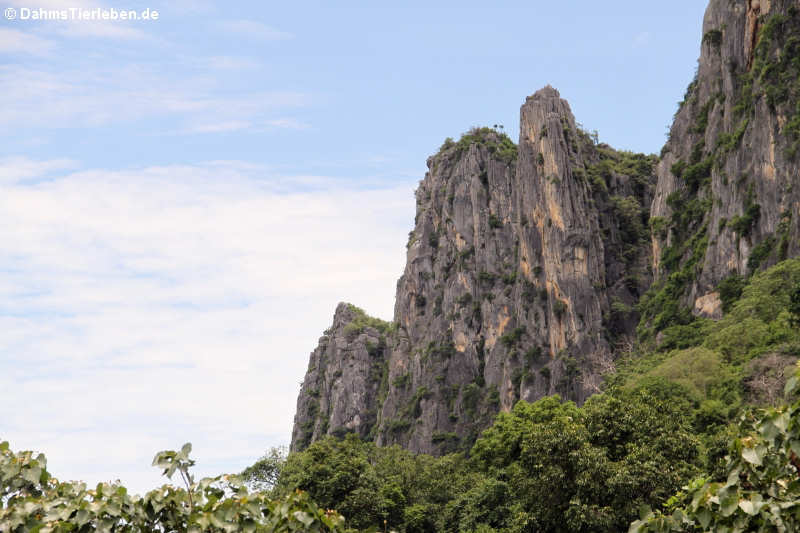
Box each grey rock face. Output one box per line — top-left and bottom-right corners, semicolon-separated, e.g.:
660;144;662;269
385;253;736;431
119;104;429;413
292;88;655;454
651;0;800;316
290;303;389;452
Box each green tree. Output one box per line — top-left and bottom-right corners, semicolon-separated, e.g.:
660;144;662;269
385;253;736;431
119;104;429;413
631;364;800;532
0;441;345;532
273;434;476;533
790;281;800;327
241;446;287;494
274;434;382;531
466;387;702;533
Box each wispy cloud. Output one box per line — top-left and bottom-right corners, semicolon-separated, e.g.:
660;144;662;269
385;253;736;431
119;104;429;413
180;120;254;134
202;55;261;71
218;20;293;41
0;156;76;183
264;118;310;130
633;31;651;48
52;20;151;41
0;157;414;493
0;28;56;55
0;63;311;130
175;118;310;135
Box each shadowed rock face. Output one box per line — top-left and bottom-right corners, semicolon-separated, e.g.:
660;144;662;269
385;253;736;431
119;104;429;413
292;0;800;454
290;303;389;451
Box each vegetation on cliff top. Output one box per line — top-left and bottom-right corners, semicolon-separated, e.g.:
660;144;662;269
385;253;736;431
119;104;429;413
342;303;396;337
438;127;518;166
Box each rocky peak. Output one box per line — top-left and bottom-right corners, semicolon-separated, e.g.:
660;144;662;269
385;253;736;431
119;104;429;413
329;301;360;327
645;0;799;336
290;302;391;451
292;87;657;454
516;86;609;362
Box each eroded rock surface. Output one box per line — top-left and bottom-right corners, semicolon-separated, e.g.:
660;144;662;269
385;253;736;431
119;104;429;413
293;88;655;453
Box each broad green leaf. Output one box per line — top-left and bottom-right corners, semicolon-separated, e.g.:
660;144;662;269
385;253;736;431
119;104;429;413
180;442;192;459
720;493;739;517
638;504;653;520
696;507;712;529
784;375;797;396
294;510;315;526
741;446;763;466
739;495;765;516
773;411;789;432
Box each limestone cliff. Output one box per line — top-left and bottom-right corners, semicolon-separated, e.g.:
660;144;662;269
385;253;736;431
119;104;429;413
292;88;655;453
646;0;800;331
291;0;800;454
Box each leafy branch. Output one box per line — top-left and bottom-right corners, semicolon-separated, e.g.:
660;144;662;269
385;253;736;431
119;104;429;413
1;440;346;532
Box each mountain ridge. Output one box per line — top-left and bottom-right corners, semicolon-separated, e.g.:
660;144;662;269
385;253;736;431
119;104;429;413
291;0;800;454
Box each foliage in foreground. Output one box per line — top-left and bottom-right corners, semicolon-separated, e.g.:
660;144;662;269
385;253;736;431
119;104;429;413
630;368;800;532
0;441;344;533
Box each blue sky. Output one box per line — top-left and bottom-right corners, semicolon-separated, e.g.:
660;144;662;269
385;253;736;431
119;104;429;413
1;0;706;494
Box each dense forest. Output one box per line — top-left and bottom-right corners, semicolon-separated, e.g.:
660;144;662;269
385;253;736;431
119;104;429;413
244;259;800;532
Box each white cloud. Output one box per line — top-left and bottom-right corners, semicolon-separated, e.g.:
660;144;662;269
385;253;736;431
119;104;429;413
0;64;311;130
265;118;309;130
0;6;301;140
0;155;76;183
0;28;55;55
53;20;150;41
633;31;651;48
180;120;253;134
203;55;261;71
0;157;414;494
218;20;293;41
173;118;309;135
